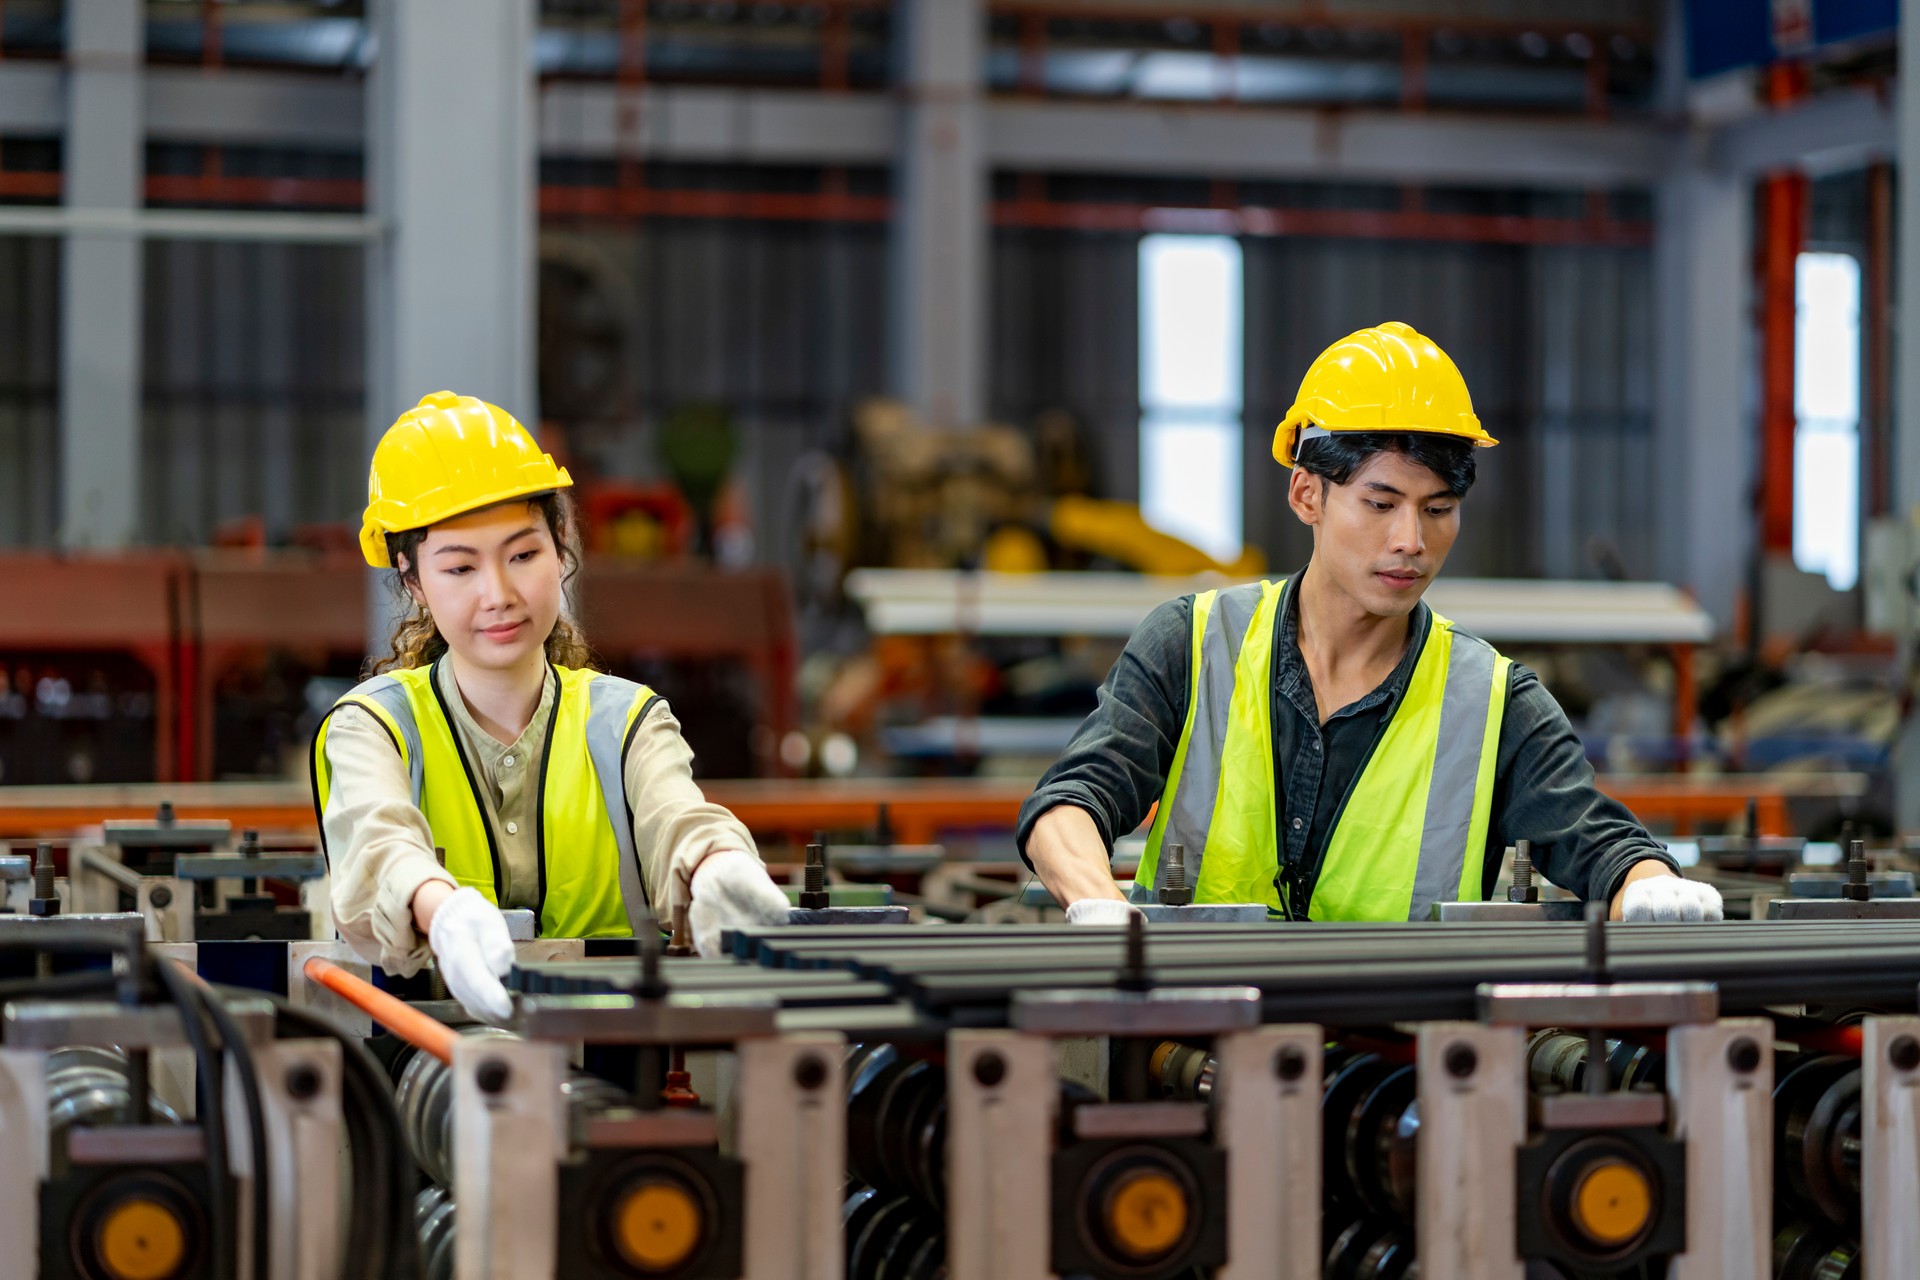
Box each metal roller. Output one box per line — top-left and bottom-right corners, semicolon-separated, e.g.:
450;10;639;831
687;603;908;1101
1526;1029;1666;1094
396;1027;630;1187
415;1183;457;1280
1322;1050;1417;1223
846;1043;948;1209
1324;1217;1418;1280
847;1190;944;1280
1775;1054;1863;1234
45;1046;181;1170
1149;1040;1215;1101
1773;1218;1860;1280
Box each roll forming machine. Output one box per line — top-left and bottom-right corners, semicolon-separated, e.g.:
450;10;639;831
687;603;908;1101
10;861;1920;1279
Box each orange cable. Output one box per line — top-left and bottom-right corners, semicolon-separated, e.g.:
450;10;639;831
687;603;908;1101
301;956;459;1064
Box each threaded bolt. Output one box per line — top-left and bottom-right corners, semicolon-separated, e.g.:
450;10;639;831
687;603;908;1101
32;843;54;900
1844;840;1872;902
156;801;175;828
240;829;260;857
1157;843;1194;906
1507;840;1538;904
799;838;830;909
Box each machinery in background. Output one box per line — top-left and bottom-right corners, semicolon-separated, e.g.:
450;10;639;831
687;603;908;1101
52;803;329;943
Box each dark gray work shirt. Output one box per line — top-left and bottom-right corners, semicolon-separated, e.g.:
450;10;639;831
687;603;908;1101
1016;569;1676;913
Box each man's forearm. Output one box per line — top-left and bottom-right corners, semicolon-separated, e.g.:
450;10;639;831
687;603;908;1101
1028;805;1128;907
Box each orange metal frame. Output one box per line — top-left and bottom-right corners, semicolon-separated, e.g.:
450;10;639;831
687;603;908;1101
0;774;1852;844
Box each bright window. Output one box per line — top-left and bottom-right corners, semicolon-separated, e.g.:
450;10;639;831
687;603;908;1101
1139;234;1244;562
1792;252;1861;591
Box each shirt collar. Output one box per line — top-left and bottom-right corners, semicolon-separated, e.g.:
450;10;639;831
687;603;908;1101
434;656;557;758
1275;565;1432;716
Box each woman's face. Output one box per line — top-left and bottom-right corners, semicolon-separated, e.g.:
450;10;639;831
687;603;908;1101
403;502;563;675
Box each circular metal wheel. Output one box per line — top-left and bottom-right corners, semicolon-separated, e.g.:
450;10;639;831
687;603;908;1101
1774;1217;1861;1280
1325;1217;1416;1280
1775;1054;1863;1232
1346;1064;1417;1221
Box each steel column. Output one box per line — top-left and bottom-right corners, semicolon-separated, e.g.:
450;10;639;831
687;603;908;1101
364;0;537;651
1896;0;1920;831
890;0;987;427
58;0;144;549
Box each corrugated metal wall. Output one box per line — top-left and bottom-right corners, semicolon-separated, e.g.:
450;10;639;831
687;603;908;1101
141;240;365;545
990;228;1141;502
538;220;892;561
0;220;1655;582
1244;236;1654;580
0;237;60;547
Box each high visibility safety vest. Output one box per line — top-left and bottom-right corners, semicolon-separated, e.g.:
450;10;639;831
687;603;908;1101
1136;579;1511;922
311;661;659;939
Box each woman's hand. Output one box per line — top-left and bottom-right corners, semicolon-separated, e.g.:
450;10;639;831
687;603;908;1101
687;851;792;957
422;885;516;1022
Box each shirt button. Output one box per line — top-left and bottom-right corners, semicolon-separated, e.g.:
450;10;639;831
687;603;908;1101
503;755;515;768
505;821;519;835
1291;818;1304;831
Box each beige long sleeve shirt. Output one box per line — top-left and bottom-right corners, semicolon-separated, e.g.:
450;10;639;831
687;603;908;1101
321;661;758;975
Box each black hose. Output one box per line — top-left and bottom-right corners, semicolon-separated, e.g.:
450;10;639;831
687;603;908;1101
180;967;271;1280
260;997;419;1280
154;958;235;1280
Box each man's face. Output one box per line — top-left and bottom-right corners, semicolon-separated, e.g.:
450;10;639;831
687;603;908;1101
1286;449;1462;619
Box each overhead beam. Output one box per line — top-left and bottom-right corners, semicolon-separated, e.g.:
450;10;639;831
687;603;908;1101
0;62;1675;191
985;99;1668;187
1708;84;1896;178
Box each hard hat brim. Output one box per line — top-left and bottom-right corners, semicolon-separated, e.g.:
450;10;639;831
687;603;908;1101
360;472;573;568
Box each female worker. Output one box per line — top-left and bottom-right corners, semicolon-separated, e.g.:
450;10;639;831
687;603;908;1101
311;391;792;1020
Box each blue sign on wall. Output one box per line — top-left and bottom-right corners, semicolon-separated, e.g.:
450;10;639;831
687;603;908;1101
1688;0;1897;78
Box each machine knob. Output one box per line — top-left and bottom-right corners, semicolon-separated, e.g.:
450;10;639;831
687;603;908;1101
1100;1166;1191;1262
611;1176;705;1273
1568;1157;1654;1249
92;1195;189;1280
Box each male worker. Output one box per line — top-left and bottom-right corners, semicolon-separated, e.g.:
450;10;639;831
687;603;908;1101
1021;322;1723;925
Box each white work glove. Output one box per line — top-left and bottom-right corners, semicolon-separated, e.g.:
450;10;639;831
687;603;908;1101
427;886;516;1023
1065;898;1145;926
1619;876;1723;923
688;850;792;958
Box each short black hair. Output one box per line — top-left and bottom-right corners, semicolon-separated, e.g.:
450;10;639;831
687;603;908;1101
1294;431;1477;498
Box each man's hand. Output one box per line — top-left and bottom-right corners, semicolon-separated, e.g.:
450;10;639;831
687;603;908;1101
1610;860;1722;922
1027;806;1132;917
1065;898;1145;926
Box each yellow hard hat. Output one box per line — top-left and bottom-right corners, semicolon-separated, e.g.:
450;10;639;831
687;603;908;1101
360;391;572;567
1272;321;1496;468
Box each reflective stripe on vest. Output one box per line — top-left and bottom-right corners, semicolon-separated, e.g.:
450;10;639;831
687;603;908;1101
1137;578;1510;922
311;661;658;939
